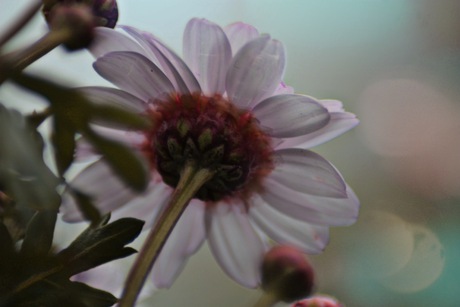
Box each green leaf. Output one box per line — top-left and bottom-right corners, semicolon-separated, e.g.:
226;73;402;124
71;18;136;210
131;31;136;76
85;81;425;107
0;105;60;211
66;281;118;307
83;128;149;192
52;115;76;176
0;222;15;263
3;278;117;307
20;210;57;258
0;216;143;306
90;103;151;130
57;217;144;277
70;188;102;226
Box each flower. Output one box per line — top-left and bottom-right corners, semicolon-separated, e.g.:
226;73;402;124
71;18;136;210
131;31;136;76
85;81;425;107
262;245;315;302
62;18;360;288
43;0;119;29
293;295;344;307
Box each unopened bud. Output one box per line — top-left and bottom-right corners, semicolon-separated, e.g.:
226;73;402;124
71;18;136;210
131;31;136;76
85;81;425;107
92;0;119;28
261;245;315;303
43;0;119;29
293;295;344;307
48;4;95;50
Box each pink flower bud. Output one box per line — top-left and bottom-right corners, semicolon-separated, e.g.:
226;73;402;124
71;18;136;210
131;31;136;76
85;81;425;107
293;295;344;307
48;4;95;50
43;0;118;29
261;245;315;302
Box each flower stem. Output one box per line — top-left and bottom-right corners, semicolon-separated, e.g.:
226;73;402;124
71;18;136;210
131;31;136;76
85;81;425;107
119;163;215;307
0;28;72;84
0;0;42;47
253;291;279;307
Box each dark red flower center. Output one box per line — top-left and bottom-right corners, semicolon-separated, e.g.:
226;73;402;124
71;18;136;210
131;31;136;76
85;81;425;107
142;93;274;202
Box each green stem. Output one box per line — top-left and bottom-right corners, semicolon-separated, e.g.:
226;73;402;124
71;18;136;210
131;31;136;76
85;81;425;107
252;292;279;307
119;163;215;307
0;28;72;84
0;0;42;47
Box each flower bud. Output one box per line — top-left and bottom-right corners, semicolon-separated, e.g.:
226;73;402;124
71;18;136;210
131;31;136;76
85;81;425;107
43;0;119;29
48;4;95;50
293;295;344;307
261;245;315;303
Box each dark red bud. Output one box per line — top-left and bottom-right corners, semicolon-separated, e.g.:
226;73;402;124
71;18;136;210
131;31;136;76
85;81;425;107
262;245;315;303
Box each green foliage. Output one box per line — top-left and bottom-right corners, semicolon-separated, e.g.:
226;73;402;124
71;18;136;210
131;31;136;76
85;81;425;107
0;105;60;212
0;215;144;307
12;72;150;192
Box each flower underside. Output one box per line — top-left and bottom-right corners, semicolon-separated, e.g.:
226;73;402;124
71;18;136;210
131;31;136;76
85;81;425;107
142;93;274;202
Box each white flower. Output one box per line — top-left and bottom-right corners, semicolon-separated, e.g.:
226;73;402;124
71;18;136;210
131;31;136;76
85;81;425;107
62;18;359;288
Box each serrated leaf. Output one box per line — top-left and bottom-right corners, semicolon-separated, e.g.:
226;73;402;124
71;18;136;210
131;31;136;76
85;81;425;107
57;217;144;276
20;210;57;258
83;128;149;192
52;115;76;176
70;189;102;226
67;281;118;307
4;278;117;307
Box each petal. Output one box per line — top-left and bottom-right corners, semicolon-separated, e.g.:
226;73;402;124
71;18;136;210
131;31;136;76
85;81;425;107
183;18;232;95
89;27;146;58
252;94;330;138
271;148;347;198
274;112;359;149
152;200;206;288
273;82;295;95
120;25;201;94
206;202;266;288
261;178;360;226
226;35;286;109
321;99;345;113
250;195;329;254
110;179;172;229
93;51;175;101
61;159;137;222
77;86;146;112
223;22;259;55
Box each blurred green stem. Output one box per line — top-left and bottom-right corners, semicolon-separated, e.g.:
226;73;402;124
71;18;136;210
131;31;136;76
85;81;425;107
0;0;42;47
119;163;215;307
0;28;72;84
253;292;279;307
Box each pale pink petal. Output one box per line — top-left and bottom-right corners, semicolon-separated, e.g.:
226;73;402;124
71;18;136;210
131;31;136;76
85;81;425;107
206;202;266;288
274;112;359;150
77;86;146;112
93;51;175;101
61;160;138;222
74;137;100;161
273;82;295;95
249;195;329;254
89;27;146;58
252;94;330;138
320;99;345;113
226;35;286;109
152;200;206;288
223;22;259;55
271;148;347;198
120;25;201;94
110;179;172;229
261;178;360;226
183;18;232;95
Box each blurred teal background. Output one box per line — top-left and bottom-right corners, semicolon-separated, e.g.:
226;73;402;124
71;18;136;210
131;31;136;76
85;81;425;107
1;1;460;306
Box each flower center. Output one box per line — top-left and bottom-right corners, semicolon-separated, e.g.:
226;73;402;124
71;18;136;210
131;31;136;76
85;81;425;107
142;93;274;202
